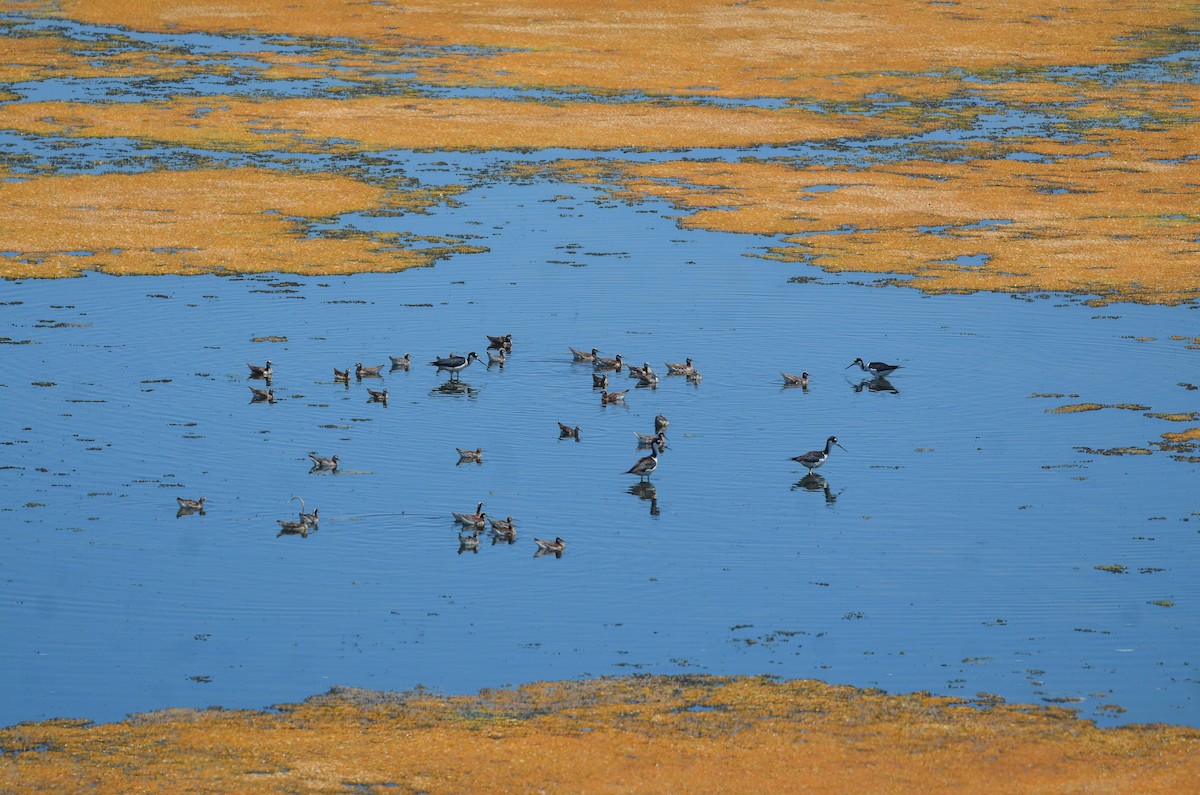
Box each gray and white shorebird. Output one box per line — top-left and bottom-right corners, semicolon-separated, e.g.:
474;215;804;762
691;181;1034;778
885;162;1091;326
664;357;694;375
247;361;272;378
791;436;846;475
534;536;565;555
308;453;339;471
456;447;484;463
594;352;623;371
248;385;275;402
389;354;411;369
366;387;388;403
429;351;480;379
452;502;487;527
569;346;600;362
626;441;660;481
356;362;385;378
600;389;628;405
782;371;809;387
592;372;608;389
847;358;901;378
654;414;669;434
558;422;581;439
176;496;206;511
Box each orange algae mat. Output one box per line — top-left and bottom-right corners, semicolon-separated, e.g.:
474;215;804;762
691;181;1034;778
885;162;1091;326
0;0;1196;301
1;676;1197;794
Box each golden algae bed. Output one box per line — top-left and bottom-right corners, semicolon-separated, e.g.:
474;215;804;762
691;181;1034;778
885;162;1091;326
0;0;1194;302
3;676;1198;794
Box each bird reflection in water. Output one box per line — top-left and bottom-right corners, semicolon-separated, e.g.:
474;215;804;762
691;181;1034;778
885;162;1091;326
628;481;660;516
850;376;899;395
431;379;479;398
791;473;843;505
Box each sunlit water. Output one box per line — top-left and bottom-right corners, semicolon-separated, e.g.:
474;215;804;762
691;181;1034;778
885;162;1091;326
2;179;1197;728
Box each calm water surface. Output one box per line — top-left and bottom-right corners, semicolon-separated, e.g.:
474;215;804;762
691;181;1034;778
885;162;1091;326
2;180;1198;728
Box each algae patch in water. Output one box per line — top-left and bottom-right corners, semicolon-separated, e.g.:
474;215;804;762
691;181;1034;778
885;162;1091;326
1;675;1197;794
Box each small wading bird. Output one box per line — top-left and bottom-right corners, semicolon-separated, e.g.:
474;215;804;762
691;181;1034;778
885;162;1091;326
176;496;206;511
389;354;411;369
781;371;809;387
429;351;480;379
366;388;388;403
627;362;654;381
635;430;667;449
655;414;669;434
594;352;623;371
308;453;339;471
487;334;512;350
289;496;319;530
665;357;694;375
592;372;608;389
600;389;628;405
456;447;483;463
687;370;702;384
558;422;581;439
356;362;384;378
453;502;487;527
488;349;506;367
791;436;846;475
847;358;902;378
248;386;275;403
570;346;600;362
534;536;566;555
490;516;516;542
333;367;350;382
247;361;272;378
626;440;660;481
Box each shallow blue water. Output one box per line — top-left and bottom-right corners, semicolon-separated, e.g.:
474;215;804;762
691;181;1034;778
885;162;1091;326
1;178;1197;729
1;7;1198;731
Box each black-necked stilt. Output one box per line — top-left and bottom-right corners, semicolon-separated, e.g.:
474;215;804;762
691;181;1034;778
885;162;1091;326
626;441;660;481
249;385;275;402
366;387;388;403
487;333;512;349
665;357;694;375
534;536;565;555
247;360;272;378
389;354;411;369
333;367;350;382
782;371;809;387
595;352;623;371
791;436;846;474
429;351;480;379
176;496;206;511
558;422;581;439
600;389;628;405
456;447;483;463
308;453;339;471
570;346;600;362
847;358;901;377
356;362;384;378
452;502;486;527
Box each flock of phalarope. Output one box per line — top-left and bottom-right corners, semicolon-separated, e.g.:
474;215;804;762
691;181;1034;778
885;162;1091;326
180;339;903;554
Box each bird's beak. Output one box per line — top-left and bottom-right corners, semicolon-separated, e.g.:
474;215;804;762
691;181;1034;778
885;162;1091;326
836;442;848;451
844;362;855;369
